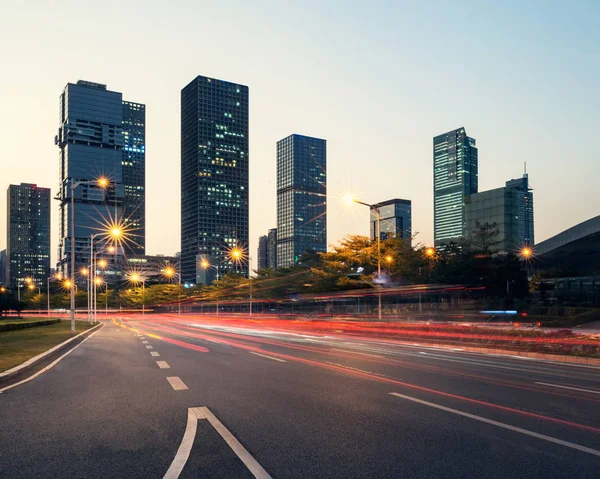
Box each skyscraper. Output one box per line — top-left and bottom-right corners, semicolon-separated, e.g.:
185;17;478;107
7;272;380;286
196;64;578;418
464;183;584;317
370;199;412;243
276;134;326;268
267;228;278;269
464;173;534;252
257;235;268;270
122;101;146;255
506;173;534;246
55;80;145;279
181;75;249;284
0;249;6;285
433;127;478;247
6;184;51;288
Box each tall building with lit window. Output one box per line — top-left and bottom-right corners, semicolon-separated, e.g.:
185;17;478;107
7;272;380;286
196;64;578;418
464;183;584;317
55;80;144;279
276;134;326;268
370;199;412;243
122;101;146;255
181;75;249;284
6;184;51;288
267;228;278;269
257;235;268;270
433;127;478;247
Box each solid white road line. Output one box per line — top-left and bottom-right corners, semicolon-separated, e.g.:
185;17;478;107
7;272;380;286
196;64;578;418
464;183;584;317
145;345;153;349
157;361;170;369
196;407;273;479
331;348;384;358
389;392;600;457
163;408;198;479
150;351;160;357
0;324;105;394
142;340;149;344
535;382;600;395
167;377;188;390
249;351;286;363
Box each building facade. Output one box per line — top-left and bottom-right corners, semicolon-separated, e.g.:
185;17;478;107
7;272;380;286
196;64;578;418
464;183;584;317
181;75;249;284
506;174;534;246
6;184;51;288
0;249;6;285
276;134;327;268
267;228;278;269
370;199;412;243
122;101;146;255
465;173;534;253
257;235;268;270
433;127;478;247
55;80;145;279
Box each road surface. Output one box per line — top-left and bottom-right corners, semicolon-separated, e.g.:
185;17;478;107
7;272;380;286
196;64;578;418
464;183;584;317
1;314;599;478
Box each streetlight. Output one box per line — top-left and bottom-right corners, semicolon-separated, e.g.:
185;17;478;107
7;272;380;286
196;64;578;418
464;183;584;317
162;265;181;315
47;272;63;316
59;177;109;334
201;259;220;315
520;246;533;279
129;272;146;315
345;195;383;320
425;247;435;282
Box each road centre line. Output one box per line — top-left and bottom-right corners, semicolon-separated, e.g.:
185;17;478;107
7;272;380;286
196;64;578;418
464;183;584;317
150;351;160;357
142;340;149;344
146;345;153;349
389;392;600;457
157;361;170;369
249;351;286;362
331;348;384;358
535;382;600;395
166;377;188;390
164;407;272;479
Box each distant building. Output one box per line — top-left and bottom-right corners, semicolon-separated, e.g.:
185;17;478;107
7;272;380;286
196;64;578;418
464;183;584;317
257;235;268;270
464;173;534;253
276;134;327;268
370;199;412;243
0;249;6;285
505;174;534;246
267;228;278;269
181;75;249;284
122;101;146;255
434;127;478;247
55;80;145;278
6;184;51;288
122;254;178;279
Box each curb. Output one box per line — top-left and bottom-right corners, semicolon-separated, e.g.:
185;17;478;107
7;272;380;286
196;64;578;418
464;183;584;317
407;341;600;366
0;322;104;384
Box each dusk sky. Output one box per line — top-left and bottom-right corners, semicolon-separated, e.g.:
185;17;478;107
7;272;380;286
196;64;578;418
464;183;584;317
1;0;598;264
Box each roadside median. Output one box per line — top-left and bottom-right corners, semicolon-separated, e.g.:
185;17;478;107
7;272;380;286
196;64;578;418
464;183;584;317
0;320;103;386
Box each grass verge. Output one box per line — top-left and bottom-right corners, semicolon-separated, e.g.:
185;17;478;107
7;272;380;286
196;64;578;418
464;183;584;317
0;321;95;372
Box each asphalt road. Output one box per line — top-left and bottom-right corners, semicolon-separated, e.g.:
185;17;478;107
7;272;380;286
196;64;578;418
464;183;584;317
1;314;599;478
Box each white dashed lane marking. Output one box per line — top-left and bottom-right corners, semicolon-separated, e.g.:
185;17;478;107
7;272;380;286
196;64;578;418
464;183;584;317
150;351;160;357
167;377;188;390
146;345;153;349
157;361;170;369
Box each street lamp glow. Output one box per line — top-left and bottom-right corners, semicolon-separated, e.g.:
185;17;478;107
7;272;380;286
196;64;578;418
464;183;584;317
108;246;116;253
97;177;109;188
130;273;140;282
110;227;122;238
98;259;107;269
425;247;435;257
63;280;72;289
94;277;103;285
28;284;35;290
343;194;355;206
385;255;393;263
25;277;32;284
55;272;63;280
0;287;6;293
80;267;88;276
200;259;210;269
521;247;532;259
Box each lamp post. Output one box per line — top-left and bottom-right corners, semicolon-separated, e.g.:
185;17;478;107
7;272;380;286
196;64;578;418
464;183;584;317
345;195;383;320
47;272;63;316
130;273;145;315
64;177;109;334
425;247;435;282
201;259;219;315
162;265;180;315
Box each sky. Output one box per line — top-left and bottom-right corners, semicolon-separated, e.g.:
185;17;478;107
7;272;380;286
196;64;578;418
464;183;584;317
1;0;598;265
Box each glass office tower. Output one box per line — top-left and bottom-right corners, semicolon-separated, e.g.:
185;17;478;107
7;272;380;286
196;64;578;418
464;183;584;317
433;127;478;247
181;75;249;284
276;134;327;268
370;199;412;243
257;235;268;270
55;81;125;279
267;228;278;269
6;183;51;288
506;174;534;246
122;101;146;255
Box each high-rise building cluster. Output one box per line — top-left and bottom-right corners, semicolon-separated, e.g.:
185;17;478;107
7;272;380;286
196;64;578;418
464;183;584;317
434;127;534;252
0;77;536;296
